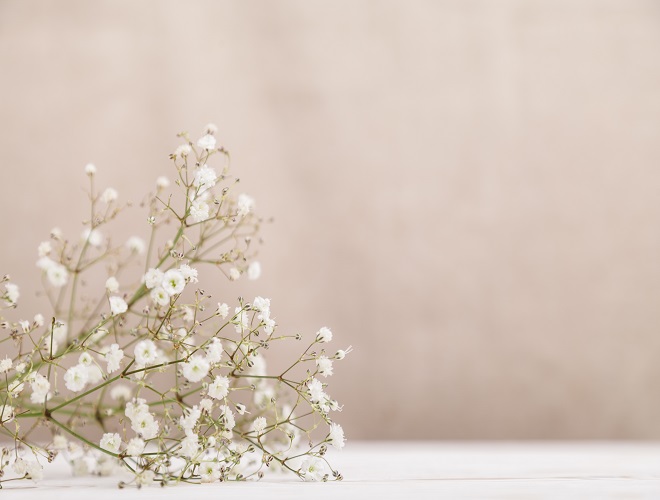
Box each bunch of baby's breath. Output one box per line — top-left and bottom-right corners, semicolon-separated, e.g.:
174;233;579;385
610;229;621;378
0;125;350;487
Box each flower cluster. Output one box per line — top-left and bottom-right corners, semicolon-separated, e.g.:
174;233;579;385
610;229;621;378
0;126;350;487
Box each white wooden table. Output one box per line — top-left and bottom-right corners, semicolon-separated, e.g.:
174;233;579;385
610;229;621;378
4;441;660;499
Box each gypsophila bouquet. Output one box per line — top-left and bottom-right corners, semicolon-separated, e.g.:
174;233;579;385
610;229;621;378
0;124;351;487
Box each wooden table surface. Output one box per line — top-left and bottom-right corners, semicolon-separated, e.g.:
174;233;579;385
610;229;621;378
4;441;660;499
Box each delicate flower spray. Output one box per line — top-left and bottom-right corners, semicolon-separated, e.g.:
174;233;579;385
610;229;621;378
0;125;352;487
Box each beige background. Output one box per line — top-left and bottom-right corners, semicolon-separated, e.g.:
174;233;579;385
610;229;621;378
2;0;660;439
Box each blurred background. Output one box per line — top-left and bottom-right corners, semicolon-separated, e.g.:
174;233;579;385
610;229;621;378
2;0;660;440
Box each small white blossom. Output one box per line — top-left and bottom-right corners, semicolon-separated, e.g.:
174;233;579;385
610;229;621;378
5;283;19;304
179;434;199;458
109;296;127;316
105;276;119;293
228;267;240;281
19;320;30;333
143;268;164;289
162;269;185;296
328;422;345;449
38;241;52;257
200;461;221;483
101;187;118;203
236;194;254;217
181;355;210;383
217;302;229;319
126;437;145;456
150;286;170;306
174;144;192;158
46;263;68;287
189;199;210;222
252;416;267;434
205;123;218;134
335;346;353;360
156;175;170;188
247;261;261;280
205;338;224;364
131;411;159;440
316;356;334;377
199;398;213;412
84;163;97;175
180;405;201;432
99;433;121;454
179;264;198;283
81;228;103;247
307;378;325;403
0;357;12;373
134;339;158;366
316;327;333;343
64;365;89;392
208;375;229;400
53;435;67;450
197;134;216;150
29;373;51;403
233;306;248;333
126;236;146;254
193;164;218;193
33;313;44;327
105;344;124;373
252;296;271;319
301;456;326;481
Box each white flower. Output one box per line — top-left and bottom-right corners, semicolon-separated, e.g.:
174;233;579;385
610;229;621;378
316;327;333;343
110;384;132;401
199;398;213;412
82;228;103;247
126;437;145;456
14;363;26;375
252;296;270;319
307;378;325;403
218;405;235;433
134;339;158;366
181;355;210;383
33;313;44;327
53;435;67;450
100;433;121;454
178;434;199;458
0;357;12;373
200;462;221;483
64;365;89;392
189;199;210;222
178;264;198;283
182;306;195;323
301;456;326;481
12;457;27;476
1;404;14;423
36;256;55;270
217;302;229;319
150;286;170;306
125;398;149;420
156;175;170;188
193;165;218;193
46;263;68;287
316;356;334;377
328;423;345;449
143;268;164;289
78;352;93;366
126;236;146;254
247;261;261;280
197;134;217;150
179;405;201;432
5;283;19;304
228;267;240;281
109;296;127;316
236;194;254;217
204;123;218;134
38;241;52;257
335;346;353;360
162;269;185;296
174;144;192;158
105;276;119;293
30;373;51;403
205;338;224;364
19;320;30;333
208;375;229;400
131;411;159;440
105;344;124;373
252;416;267;434
101;187;118;203
25;460;43;481
84;163;97;175
263;317;276;335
